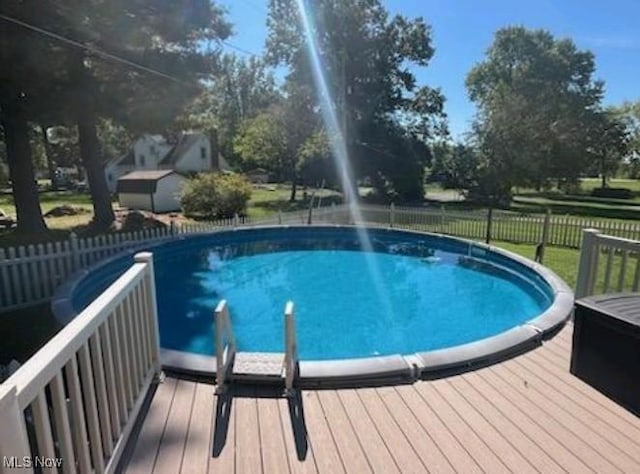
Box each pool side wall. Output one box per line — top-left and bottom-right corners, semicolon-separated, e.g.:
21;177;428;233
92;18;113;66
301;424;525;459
52;225;574;386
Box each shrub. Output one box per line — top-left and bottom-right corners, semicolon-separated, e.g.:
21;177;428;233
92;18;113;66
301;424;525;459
591;187;633;199
180;173;252;219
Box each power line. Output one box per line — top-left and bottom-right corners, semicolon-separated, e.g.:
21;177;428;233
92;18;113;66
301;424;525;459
221;40;258;56
0;13;196;87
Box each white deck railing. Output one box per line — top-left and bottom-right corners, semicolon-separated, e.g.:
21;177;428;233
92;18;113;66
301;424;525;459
214;300;236;393
576;228;640;298
0;252;161;474
283;301;298;395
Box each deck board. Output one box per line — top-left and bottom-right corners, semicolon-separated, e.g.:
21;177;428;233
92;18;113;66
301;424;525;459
180;382;213;474
257;388;292;474
124;377;177;474
153;379;196;474
121;324;640;473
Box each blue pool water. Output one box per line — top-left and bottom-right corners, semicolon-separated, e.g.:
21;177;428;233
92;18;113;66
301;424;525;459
147;229;553;360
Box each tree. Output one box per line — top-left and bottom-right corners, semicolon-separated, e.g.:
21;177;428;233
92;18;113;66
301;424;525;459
266;0;446;201
0;1;72;233
587;110;629;188
466;27;604;201
179;55;280;163
430;142;479;193
234;110;288;172
297;129;334;187
612;101;640;178
1;1;232;231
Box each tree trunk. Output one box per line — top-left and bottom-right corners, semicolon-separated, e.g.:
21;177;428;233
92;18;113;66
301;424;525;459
70;50;114;230
601;160;607;189
289;179;297;201
77;112;114;229
1;110;47;234
40;125;57;190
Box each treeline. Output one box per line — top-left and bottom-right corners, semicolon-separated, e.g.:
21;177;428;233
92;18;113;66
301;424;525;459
432;27;640;204
0;0;448;236
2;2;639;236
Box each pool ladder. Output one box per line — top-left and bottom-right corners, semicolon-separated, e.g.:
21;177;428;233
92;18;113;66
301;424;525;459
214;300;298;396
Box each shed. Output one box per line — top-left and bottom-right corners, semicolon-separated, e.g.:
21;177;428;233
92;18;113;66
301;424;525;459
117;170;186;213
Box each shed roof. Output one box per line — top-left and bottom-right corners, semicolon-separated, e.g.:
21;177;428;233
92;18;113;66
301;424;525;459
117;170;183;194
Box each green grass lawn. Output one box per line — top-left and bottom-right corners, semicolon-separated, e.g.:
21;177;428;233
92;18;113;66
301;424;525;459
579;178;640;193
493;242;579;288
247;185;343;218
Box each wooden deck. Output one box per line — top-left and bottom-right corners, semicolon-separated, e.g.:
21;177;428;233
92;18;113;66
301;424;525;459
120;324;640;473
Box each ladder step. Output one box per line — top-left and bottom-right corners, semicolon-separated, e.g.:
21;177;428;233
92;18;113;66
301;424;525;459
232;352;286;380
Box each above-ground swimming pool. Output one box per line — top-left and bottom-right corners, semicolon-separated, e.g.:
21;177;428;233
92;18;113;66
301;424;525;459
54;226;574;384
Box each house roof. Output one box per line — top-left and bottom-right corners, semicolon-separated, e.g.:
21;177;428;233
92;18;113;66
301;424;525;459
108;148;134;167
116;170;182;194
160;134;202;166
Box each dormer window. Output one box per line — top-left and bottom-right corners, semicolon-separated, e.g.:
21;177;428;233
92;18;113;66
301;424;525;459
139;155;146;166
150;145;156;155
200;147;206;159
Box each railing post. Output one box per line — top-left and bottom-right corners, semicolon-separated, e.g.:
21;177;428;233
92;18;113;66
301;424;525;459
576;228;601;298
389;203;395;228
278;209;282;225
214;300;236;394
134;252;162;375
70;232;81;272
485;207;493;245
330;203;336;224
0;385;33;473
233;213;239;228
284;301;298;396
537;208;552;264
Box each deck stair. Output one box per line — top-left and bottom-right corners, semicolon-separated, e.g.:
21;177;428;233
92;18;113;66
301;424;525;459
214;300;298;394
232;351;286;381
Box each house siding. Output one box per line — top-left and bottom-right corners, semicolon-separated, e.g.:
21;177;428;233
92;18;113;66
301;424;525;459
153;174;186;212
173;135;212;174
119;192;153;211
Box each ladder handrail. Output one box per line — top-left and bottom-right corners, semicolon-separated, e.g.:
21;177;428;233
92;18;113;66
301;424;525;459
284;301;298;394
214;300;236;391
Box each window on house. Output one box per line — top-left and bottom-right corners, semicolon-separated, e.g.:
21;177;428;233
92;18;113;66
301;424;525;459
108;173;113;181
139;155;146;166
201;147;206;159
150;145;156;155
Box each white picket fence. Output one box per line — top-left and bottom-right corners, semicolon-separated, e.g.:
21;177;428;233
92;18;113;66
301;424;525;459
0;252;160;474
0;207;342;313
352;204;640;248
4;202;640;313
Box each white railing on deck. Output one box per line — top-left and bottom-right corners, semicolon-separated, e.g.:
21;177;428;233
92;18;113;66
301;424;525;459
214;300;236;393
575;228;640;298
0;252;161;474
283;301;298;395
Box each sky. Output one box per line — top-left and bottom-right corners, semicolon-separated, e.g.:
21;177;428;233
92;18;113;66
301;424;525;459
219;0;640;139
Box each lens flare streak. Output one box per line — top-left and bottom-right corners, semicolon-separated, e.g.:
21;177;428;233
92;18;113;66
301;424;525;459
295;0;397;324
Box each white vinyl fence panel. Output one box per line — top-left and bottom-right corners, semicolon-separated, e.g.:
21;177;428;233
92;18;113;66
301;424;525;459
4;203;640;312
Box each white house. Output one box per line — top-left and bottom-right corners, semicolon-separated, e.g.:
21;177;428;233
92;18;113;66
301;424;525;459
117;170;187;213
105;132;231;192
